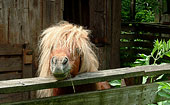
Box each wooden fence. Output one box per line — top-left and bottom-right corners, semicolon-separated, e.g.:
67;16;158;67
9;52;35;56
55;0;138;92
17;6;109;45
120;22;170;67
0;64;170;105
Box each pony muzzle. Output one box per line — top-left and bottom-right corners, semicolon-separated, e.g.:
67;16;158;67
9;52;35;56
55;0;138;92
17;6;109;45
50;56;71;80
52;68;71;80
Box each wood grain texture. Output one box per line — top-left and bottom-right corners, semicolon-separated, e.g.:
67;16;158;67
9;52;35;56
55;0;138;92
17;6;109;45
2;81;170;105
0;57;22;72
89;0;121;69
0;1;63;103
0;44;22;55
0;64;170;94
0;93;23;104
0;0;63;73
0;72;22;80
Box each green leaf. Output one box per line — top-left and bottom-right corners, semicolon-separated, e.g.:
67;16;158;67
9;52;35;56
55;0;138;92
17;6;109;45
163;89;170;94
158;90;170;98
145;56;150;65
158;82;170;88
139;54;148;59
134;59;145;64
156;74;164;81
109;80;121;87
163;40;166;53
165;52;170;57
157;101;170;105
151;46;158;56
142;76;148;84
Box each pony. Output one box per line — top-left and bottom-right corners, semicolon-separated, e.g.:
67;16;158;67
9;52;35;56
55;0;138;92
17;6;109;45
37;21;110;97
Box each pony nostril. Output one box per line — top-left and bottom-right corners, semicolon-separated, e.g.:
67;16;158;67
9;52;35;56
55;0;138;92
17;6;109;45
62;57;68;65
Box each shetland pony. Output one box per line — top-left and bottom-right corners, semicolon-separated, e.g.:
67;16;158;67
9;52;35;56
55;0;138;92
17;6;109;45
37;21;110;97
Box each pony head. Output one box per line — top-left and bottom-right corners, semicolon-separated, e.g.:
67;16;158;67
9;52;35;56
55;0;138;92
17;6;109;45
38;21;99;80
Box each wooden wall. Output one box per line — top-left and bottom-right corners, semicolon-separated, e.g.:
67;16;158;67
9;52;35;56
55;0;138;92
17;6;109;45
0;0;63;45
0;0;63;72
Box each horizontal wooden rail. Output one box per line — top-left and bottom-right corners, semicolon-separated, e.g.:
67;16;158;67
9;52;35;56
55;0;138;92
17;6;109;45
121;22;170;34
0;64;170;94
3;81;170;105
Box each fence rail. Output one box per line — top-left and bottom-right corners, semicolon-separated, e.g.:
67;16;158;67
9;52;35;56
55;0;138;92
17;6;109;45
0;64;170;105
120;22;170;67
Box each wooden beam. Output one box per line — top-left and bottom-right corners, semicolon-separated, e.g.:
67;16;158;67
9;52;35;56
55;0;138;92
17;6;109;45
2;81;170;105
110;0;121;68
0;64;170;94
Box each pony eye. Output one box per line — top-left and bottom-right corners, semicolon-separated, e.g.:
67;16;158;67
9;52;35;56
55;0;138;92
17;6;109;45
62;57;68;65
51;56;57;65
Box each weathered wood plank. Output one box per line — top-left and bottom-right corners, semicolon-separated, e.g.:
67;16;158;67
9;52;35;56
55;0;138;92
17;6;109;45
0;93;23;104
110;0;121;69
0;44;23;55
0;57;22;72
89;0;121;69
0;72;22;80
2;81;169;105
8;8;21;44
0;24;6;44
22;49;32;78
0;64;170;94
89;0;106;69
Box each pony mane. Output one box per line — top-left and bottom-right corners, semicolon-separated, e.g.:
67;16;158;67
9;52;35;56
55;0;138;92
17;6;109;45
38;21;99;77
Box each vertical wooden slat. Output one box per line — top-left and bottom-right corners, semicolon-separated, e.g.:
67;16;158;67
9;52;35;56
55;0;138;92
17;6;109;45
89;0;107;70
1;0;13;44
8;8;20;44
110;0;121;68
0;0;2;24
0;24;5;44
89;0;121;69
22;49;32;78
42;0;63;29
105;0;112;69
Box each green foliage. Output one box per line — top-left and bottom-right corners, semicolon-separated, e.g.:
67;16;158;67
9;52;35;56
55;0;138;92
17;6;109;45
156;82;170;105
149;100;170;105
134;39;170;66
157;82;170;98
133;40;170;104
109;80;121;88
135;10;155;22
121;0;131;21
122;0;160;22
134;54;150;65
